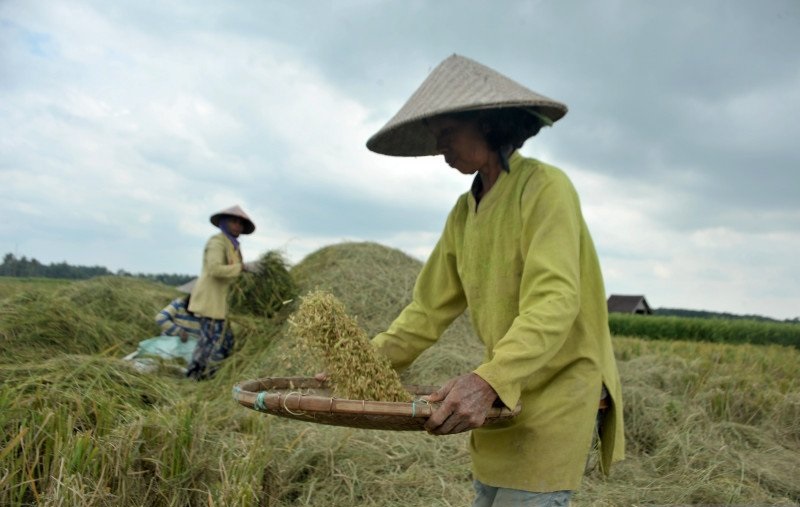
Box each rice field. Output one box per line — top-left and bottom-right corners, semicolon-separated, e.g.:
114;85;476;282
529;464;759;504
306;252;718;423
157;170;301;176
1;242;798;506
609;312;800;349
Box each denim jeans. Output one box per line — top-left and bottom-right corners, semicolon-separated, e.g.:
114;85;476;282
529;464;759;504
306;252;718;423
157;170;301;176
472;480;571;507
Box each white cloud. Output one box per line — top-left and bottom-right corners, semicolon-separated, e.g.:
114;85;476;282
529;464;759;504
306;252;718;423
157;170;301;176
1;0;798;321
557;160;800;319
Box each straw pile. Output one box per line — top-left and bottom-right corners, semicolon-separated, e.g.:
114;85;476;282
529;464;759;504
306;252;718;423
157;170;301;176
229;250;296;318
0;276;176;362
290;290;411;402
282;242;484;386
291;242;420;336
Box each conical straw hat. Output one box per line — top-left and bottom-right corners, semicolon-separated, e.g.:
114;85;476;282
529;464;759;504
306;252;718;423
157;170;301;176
176;278;196;294
210;204;256;234
366;54;568;157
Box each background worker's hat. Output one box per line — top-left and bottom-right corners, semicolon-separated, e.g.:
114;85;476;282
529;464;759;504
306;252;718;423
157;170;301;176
210;205;256;234
176;278;196;294
366;54;568;157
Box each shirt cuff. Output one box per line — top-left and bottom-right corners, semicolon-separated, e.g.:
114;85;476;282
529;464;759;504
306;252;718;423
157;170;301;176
473;363;521;411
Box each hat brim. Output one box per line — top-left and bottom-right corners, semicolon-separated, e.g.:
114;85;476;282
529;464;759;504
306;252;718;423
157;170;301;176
211;214;256;235
176;278;197;294
367;103;566;157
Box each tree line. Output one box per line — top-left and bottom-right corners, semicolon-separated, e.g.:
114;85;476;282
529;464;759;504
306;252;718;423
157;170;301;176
655;307;798;324
0;253;193;286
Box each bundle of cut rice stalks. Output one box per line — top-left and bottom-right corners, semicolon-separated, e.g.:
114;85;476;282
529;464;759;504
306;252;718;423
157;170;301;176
229;250;296;318
290;290;411;403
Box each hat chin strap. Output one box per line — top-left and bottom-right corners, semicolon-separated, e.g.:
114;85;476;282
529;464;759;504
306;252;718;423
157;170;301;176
498;144;513;173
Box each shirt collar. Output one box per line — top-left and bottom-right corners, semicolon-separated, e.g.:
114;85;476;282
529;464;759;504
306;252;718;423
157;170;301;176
470;150;521;203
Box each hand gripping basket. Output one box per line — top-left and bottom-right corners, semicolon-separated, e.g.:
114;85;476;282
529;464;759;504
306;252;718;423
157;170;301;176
232;376;521;431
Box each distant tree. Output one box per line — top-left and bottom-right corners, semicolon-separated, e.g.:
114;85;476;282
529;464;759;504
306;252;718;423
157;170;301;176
0;252;193;286
0;253;17;276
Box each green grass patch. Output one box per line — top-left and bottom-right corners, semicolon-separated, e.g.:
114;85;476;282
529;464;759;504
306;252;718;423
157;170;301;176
610;313;800;348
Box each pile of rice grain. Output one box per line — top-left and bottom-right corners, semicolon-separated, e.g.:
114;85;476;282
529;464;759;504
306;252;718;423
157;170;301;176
290;290;411;402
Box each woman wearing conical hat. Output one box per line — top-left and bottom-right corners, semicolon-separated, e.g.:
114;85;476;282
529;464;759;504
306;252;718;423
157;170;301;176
368;55;624;504
186;205;255;380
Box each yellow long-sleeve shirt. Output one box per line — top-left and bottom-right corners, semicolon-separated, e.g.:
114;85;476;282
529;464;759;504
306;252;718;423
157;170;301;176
373;152;624;491
188;233;242;320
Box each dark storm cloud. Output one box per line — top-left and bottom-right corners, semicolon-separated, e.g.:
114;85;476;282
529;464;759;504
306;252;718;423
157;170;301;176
194;0;800;232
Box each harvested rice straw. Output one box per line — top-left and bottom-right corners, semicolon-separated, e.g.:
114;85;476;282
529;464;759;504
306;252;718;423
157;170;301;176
229;250;296;318
290;290;412;402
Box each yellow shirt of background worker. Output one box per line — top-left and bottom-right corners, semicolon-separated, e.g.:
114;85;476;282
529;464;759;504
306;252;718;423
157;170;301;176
188;205;254;321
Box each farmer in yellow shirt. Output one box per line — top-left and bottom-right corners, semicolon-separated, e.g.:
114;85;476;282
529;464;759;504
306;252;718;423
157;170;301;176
186;205;255;380
366;55;625;505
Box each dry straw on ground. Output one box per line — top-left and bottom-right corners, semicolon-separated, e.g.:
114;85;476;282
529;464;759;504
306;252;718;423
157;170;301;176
291;242;420;336
2;241;799;506
0;276;177;361
290;290;411;402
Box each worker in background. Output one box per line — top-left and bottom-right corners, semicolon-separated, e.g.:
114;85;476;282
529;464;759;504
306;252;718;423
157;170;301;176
186;204;255;380
155;288;200;343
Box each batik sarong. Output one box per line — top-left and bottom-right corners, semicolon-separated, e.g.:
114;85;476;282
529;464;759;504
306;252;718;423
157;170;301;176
186;317;234;380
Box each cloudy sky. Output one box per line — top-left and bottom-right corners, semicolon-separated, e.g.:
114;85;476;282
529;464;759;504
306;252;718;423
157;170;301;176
1;1;798;319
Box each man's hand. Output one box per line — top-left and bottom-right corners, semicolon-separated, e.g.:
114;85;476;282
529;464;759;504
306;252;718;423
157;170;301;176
423;373;499;435
179;330;189;343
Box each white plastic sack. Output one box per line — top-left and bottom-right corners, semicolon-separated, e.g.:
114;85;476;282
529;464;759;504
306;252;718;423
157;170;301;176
123;335;198;375
135;335;198;364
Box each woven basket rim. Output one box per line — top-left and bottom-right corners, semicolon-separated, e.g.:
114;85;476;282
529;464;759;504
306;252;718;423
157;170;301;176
232;376;521;431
